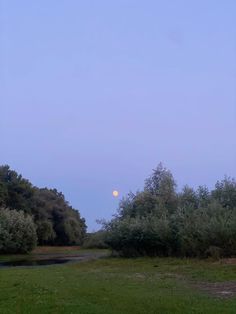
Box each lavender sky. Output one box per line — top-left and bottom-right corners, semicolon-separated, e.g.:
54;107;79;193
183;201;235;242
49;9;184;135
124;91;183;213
1;1;236;230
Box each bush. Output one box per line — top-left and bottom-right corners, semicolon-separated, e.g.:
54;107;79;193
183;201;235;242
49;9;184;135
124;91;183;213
104;165;236;258
0;208;37;253
175;202;236;257
205;246;222;260
83;231;108;249
105;215;173;257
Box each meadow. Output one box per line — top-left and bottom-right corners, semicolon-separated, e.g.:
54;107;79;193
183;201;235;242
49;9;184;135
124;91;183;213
1;248;236;314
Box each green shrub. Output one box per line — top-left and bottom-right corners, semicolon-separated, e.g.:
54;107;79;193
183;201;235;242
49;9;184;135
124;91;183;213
83;231;108;249
0;208;37;253
105;215;173;257
205;246;222;260
104;165;236;258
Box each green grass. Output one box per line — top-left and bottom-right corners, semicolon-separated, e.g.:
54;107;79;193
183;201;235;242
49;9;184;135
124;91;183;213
1;250;236;313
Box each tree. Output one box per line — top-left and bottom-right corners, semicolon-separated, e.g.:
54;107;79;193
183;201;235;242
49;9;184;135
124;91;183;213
118;191;158;218
0;165;34;213
104;163;236;258
36;220;56;245
0;165;87;246
196;185;210;208
0;208;37;253
178;185;198;210
144;163;177;212
33;188;87;245
212;176;236;209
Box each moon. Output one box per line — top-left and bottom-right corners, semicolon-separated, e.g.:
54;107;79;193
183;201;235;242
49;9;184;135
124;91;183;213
112;190;119;198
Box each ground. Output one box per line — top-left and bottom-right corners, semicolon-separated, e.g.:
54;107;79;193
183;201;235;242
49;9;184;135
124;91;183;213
1;247;236;313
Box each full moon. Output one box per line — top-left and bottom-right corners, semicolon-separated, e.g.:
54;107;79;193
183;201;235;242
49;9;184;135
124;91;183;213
112;190;119;198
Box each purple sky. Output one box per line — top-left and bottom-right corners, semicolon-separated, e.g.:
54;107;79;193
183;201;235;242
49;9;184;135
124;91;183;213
1;1;236;230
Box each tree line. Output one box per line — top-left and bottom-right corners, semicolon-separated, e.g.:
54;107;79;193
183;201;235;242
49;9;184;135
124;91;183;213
103;163;236;258
0;165;86;253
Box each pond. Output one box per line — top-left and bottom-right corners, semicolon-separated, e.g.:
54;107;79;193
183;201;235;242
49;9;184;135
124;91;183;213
0;251;108;268
0;258;73;267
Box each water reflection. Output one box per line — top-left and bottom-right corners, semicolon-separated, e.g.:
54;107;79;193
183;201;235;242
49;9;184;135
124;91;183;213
0;258;71;267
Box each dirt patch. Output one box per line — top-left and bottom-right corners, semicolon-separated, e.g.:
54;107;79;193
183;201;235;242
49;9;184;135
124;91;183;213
133;273;147;280
195;281;236;299
218;258;236;265
162;272;236;299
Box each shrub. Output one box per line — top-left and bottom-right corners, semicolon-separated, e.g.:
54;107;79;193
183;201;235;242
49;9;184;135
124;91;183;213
205;246;222;260
104;165;236;258
0;208;37;253
105;215;173;257
83;231;108;249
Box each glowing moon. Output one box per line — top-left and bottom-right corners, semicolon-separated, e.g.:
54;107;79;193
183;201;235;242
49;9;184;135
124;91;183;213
112;190;119;197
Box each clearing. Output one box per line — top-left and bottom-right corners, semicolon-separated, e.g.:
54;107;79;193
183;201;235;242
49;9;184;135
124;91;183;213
0;247;236;313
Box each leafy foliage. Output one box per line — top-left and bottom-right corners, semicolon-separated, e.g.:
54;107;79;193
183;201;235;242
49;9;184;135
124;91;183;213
0;208;37;253
0;165;86;246
105;164;236;257
83;231;108;249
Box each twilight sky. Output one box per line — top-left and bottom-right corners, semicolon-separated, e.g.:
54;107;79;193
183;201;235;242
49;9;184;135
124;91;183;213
1;1;235;230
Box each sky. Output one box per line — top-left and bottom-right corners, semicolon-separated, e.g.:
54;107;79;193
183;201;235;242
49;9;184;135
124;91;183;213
1;0;236;231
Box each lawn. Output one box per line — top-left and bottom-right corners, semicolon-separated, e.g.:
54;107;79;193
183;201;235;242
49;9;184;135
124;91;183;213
1;249;236;314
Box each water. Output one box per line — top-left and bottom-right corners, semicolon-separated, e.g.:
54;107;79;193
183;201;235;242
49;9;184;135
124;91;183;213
0;258;71;267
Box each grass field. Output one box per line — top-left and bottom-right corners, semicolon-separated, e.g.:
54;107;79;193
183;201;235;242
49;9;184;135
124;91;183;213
1;248;236;314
